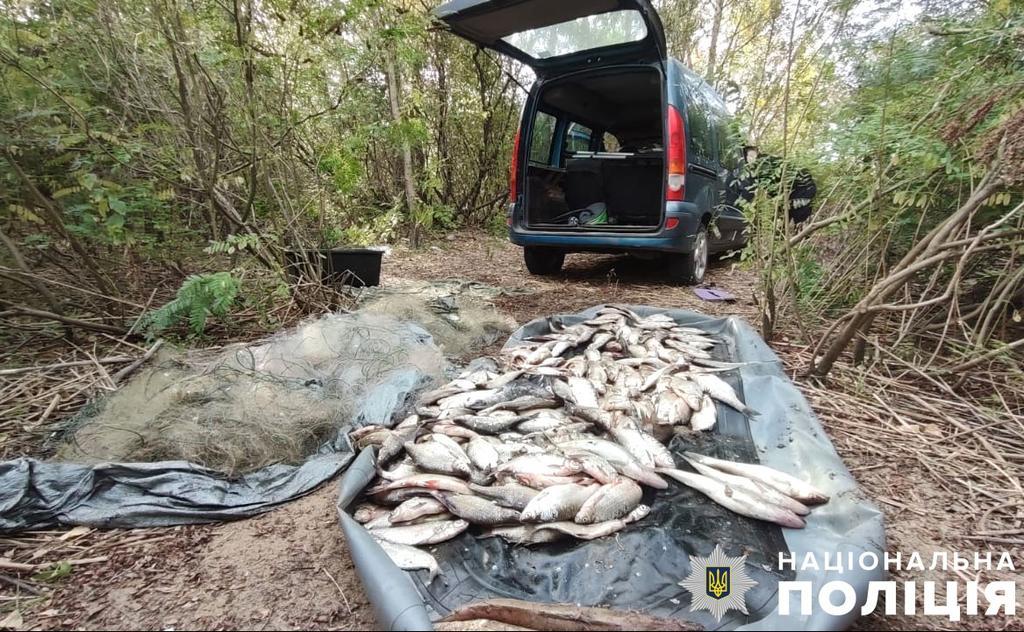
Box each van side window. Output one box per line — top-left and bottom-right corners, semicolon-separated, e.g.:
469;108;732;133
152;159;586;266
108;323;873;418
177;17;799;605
565;122;593;155
530;111;557;165
717;119;742;171
687;100;715;165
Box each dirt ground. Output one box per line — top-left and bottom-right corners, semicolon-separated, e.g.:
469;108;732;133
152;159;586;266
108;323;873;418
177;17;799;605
5;231;1020;631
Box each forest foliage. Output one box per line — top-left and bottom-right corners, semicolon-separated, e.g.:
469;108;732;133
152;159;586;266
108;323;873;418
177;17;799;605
1;0;1022;370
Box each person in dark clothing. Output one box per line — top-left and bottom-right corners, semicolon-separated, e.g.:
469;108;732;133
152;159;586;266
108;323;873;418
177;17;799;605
734;145;817;224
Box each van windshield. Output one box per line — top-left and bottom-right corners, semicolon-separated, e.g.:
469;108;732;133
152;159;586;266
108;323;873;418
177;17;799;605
502;10;648;60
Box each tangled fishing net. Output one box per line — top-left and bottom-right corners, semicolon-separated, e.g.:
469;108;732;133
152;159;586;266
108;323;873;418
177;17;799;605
354;280;519;357
55;313;445;476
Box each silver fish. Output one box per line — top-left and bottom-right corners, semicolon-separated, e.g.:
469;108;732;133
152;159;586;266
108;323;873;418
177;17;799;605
658;468;806;528
480;524;567;545
457;414;523;434
466;436;500;471
353;503;389;523
521;483;599;522
690;394;718;431
369;519;470;546
561;450;620;484
429;422;479;440
434;493;522;525
371;474;472;496
574;479;643;524
683;452;829;504
555;438;667;489
480;395;558;414
533;503;651;540
468;482;540;511
683;457;811;516
607;418;658;468
379;462;420;481
690;373;757;416
404;440;472;478
438;388;502;410
373;537;440;581
389;497;448;523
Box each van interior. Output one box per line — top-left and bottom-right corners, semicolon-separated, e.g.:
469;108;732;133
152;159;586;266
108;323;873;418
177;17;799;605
525;68;664;230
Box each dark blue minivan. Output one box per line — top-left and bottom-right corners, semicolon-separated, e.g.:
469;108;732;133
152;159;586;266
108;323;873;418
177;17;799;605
435;0;746;284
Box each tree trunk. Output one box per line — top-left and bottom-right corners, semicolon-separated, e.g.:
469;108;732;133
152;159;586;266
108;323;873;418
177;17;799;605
383;42;419;248
705;0;726;84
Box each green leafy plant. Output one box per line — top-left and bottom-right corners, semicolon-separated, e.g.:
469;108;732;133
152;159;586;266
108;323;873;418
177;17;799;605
141;272;242;337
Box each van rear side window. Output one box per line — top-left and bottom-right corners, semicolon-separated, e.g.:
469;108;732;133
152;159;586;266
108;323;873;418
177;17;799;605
565;122;593;155
530;112;557;164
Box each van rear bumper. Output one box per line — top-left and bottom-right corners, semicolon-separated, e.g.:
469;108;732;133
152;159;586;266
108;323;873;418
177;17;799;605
510;203;702;254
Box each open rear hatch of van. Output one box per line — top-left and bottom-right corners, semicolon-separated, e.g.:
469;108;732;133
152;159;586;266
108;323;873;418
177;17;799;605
523;67;665;231
434;0;666;76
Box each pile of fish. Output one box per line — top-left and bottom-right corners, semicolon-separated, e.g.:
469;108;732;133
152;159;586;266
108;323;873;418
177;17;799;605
349;306;829;580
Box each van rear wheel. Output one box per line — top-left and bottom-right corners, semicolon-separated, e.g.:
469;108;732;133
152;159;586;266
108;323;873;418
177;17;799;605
523;247;565;276
667;225;708;285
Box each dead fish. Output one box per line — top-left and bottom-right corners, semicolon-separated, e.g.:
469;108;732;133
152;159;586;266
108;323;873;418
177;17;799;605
602;388;634;413
371;473;472;496
517;413;573;433
404;440;472;478
566;377;600;407
636;429;676;469
355;427;395;449
521;483;599;522
370;519;470;546
379;426;417;464
658;468;806;528
690;394;718;431
395;414;420;429
480;524;567;546
431;433;473;460
683;457;811;516
533;504;651;540
353;503;389;524
690;373;757;416
433;493;522;526
556;438;667;489
419;380;476;406
379;462;420;481
466;436;500;471
438;388;502;410
510;472;588;489
429;422;479;440
562;450;620;484
468;482;539;511
496;454;583;478
683;452;829;504
607;418;658;468
389;497;448;523
485;369;526;389
363;513;395;529
655;390;691;426
373;537;440;582
481;395;559;414
369;487;430;506
456;414;523;434
574;479;643;524
567;404;616;430
350;425;388;441
669;377;704;410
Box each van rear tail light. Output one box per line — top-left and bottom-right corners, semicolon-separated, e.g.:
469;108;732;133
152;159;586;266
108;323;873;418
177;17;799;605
509;129;522;202
665;217;679;230
667;105;686;201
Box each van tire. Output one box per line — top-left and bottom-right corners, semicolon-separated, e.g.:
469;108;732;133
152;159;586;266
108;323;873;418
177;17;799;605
523;247;565;276
667;225;709;285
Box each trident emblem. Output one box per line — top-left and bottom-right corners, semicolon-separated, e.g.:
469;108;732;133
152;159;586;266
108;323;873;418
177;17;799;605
706;566;731;599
